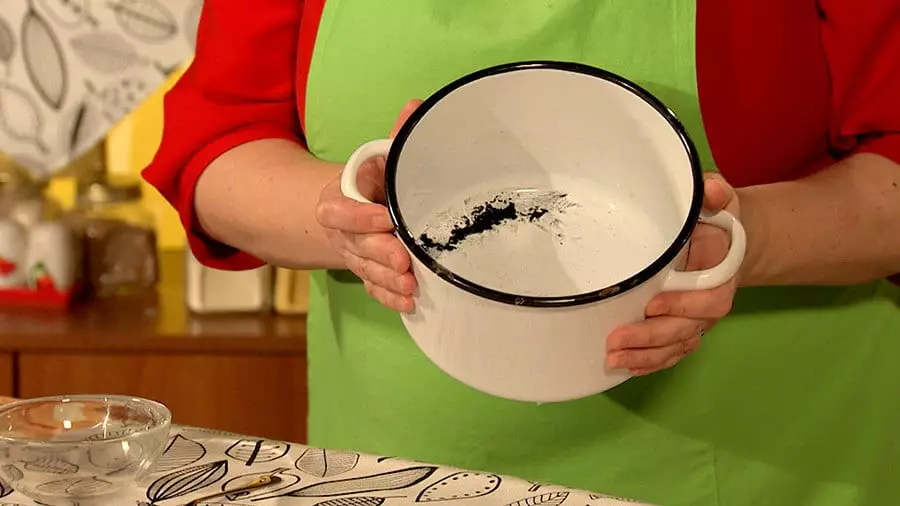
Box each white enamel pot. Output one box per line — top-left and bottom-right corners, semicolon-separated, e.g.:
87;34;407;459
341;61;746;403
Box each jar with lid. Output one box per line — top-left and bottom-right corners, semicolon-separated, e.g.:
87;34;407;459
73;178;159;298
274;268;310;314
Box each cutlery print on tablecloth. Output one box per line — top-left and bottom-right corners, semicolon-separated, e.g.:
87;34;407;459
0;0;197;179
218;468;301;501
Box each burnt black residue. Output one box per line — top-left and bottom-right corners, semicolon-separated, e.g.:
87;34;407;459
418;192;568;253
525;206;549;222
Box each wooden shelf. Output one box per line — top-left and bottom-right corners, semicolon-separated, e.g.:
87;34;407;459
0;251;306;354
0;250;309;442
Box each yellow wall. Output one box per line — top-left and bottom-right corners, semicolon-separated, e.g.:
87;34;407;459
126;67;189;251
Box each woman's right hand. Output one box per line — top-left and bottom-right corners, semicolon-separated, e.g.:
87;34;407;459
315;100;422;313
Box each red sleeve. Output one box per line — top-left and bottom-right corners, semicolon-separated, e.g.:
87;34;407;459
821;0;900;165
141;1;305;271
821;1;900;284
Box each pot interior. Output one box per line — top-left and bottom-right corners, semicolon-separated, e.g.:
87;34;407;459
390;64;699;300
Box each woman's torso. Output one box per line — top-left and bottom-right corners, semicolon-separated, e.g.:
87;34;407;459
293;2;900;505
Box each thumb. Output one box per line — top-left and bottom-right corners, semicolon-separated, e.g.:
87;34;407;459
390;99;424;138
355;99;423;204
702;172;736;211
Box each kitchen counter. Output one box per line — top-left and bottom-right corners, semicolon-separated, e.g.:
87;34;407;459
0;251;306;354
0;397;655;506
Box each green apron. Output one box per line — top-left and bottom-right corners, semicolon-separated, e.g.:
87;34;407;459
301;2;900;505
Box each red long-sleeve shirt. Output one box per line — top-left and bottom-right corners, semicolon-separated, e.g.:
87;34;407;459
142;0;900;273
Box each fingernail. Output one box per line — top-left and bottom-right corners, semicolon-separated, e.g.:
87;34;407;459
374;213;393;230
646;299;667;316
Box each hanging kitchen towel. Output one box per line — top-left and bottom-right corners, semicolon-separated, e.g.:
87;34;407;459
0;0;201;179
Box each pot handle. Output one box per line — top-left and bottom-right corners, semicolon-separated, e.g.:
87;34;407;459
660;209;747;292
340;139;393;204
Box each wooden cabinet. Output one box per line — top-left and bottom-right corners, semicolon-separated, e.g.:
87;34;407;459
0;353;12;398
0;252;309;443
18;353;307;443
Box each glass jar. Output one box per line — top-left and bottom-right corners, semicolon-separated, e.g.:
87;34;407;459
73;179;159;298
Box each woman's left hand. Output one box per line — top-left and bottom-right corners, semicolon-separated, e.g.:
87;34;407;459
605;173;741;376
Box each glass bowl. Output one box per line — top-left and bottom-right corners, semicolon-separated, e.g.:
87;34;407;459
0;394;171;505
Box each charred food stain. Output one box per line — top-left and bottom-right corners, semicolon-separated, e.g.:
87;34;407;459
418;191;569;253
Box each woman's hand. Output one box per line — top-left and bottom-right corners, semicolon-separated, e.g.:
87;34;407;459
605;173;741;376
315;100;423;312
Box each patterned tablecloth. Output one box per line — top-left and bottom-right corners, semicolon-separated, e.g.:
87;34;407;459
0;424;653;506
